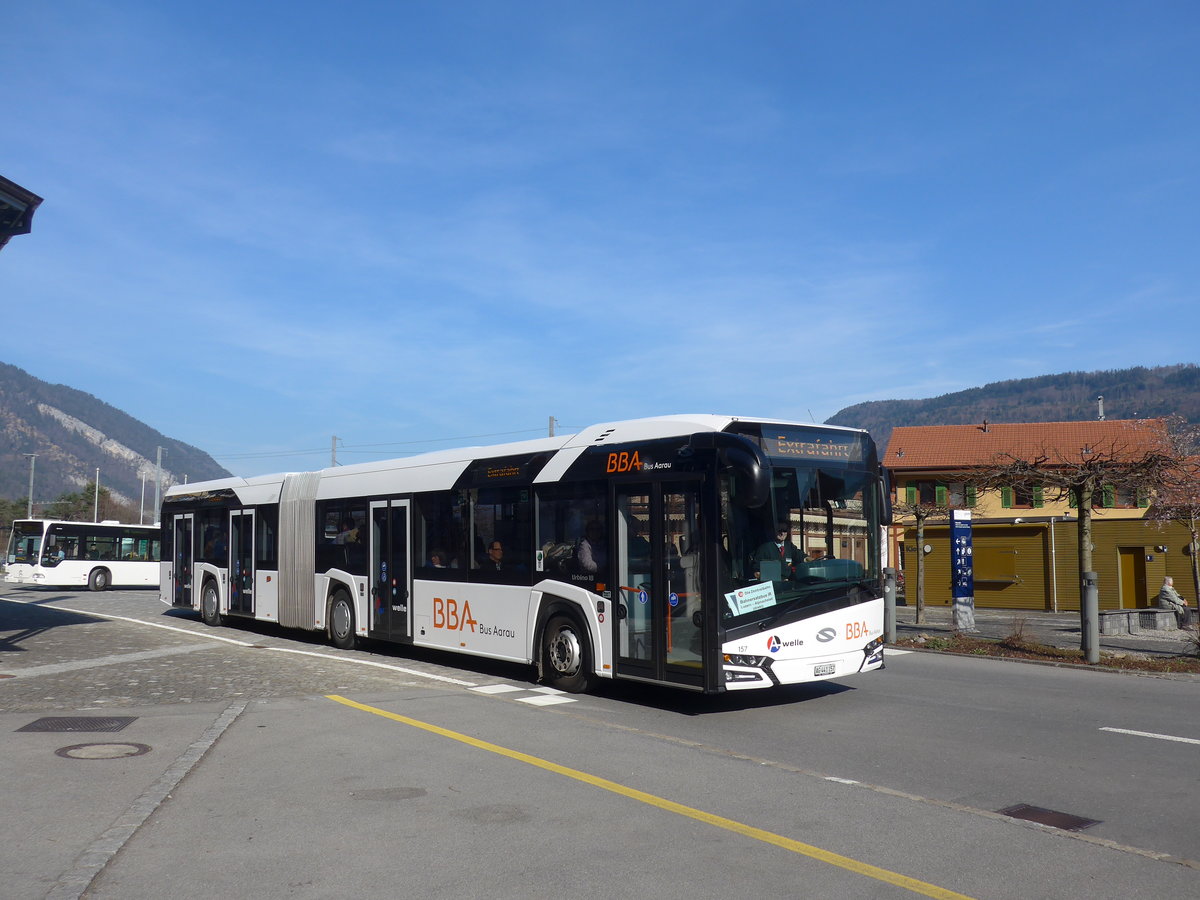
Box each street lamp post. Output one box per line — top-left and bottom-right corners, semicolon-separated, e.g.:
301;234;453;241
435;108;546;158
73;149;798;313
23;453;36;518
154;447;166;525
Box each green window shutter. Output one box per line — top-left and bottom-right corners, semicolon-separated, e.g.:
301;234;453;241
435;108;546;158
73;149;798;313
905;483;916;505
1137;489;1150;508
1001;486;1013;508
966;485;977;508
1032;486;1044;508
1102;485;1115;508
935;484;948;506
1068;489;1077;508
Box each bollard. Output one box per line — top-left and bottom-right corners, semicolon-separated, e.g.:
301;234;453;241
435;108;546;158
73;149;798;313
1081;571;1100;664
883;567;897;644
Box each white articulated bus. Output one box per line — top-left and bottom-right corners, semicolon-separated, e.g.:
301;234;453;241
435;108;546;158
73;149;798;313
159;415;889;694
5;519;161;590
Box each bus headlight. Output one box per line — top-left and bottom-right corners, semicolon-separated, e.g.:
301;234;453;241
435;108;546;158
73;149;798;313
724;654;769;668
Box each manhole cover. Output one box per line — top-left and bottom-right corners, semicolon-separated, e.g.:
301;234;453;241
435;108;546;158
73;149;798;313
17;716;137;733
55;742;152;760
997;803;1100;832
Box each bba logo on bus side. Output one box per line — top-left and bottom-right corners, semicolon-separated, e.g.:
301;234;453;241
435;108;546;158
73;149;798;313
607;451;642;473
431;597;518;639
433;597;476;632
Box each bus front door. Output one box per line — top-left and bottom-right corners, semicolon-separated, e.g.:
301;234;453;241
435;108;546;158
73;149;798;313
369;500;411;642
229;510;254;616
615;481;704;688
171;514;193;608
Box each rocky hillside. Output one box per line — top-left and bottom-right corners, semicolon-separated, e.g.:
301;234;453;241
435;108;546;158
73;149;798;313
0;361;230;508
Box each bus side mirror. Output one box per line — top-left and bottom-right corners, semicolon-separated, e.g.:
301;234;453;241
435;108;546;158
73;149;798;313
696;433;770;508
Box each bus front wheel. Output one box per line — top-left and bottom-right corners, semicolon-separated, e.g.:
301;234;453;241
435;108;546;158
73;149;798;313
541;614;592;694
329;592;356;650
88;568;110;592
201;581;224;627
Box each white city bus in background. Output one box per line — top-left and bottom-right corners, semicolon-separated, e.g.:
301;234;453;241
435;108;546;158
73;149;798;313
5;519;162;590
160;415;890;694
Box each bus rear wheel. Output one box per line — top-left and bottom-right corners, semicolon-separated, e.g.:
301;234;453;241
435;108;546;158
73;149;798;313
541;614;592;694
201;580;224;626
88;568;110;592
329;591;356;650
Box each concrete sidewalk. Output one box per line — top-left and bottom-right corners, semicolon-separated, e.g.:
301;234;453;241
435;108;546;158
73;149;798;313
892;604;1198;658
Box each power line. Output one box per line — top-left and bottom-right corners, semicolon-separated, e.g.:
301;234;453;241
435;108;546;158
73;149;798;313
341;427;552;449
212;447;330;461
212;424;580;463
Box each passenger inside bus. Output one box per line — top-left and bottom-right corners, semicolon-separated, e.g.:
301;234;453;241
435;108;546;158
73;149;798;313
574;520;607;574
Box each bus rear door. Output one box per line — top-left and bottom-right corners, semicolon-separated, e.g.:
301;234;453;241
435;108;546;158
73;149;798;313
171;514;194;608
229;510;254;615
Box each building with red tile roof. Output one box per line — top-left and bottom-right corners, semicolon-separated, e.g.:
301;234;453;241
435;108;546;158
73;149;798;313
882;419;1190;612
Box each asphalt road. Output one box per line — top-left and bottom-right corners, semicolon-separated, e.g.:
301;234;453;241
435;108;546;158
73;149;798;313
2;589;1197;899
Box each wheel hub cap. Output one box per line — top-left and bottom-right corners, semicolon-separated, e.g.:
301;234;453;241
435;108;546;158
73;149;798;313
549;628;581;675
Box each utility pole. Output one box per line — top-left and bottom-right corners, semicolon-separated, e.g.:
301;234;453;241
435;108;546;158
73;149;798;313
332;435;339;467
548;417;557;437
140;472;147;525
93;468;100;522
23;453;36;518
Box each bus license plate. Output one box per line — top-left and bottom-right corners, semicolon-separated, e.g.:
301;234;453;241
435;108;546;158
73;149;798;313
814;663;836;676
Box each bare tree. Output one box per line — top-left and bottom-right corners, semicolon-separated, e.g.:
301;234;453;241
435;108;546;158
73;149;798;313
1145;421;1200;606
974;419;1180;655
891;493;953;626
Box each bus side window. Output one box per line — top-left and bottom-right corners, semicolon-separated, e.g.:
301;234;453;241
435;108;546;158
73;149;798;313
470;486;532;585
536;484;606;585
415;492;467;581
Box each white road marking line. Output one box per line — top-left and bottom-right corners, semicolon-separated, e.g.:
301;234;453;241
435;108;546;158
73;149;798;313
0;644;215;678
471;684;526;694
516;694;576;706
0;596;476;686
1100;726;1200;746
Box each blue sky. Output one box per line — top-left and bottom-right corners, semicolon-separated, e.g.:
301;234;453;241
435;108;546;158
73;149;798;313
4;1;1197;479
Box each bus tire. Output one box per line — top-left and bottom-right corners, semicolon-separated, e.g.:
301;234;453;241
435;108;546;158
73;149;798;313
541;614;592;694
201;580;224;627
329;591;356;650
88;568;110;592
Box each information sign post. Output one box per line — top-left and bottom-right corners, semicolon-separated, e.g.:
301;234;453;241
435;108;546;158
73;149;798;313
950;509;977;633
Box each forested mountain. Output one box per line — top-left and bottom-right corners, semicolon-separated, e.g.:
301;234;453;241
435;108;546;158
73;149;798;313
0;361;230;510
825;364;1200;450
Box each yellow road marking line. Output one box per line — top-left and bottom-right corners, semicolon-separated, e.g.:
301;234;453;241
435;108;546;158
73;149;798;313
326;694;974;900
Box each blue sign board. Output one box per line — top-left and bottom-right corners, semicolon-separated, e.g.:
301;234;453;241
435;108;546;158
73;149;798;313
950;510;974;600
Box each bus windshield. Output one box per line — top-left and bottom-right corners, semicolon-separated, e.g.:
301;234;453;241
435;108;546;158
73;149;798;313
7;521;44;565
720;462;882;626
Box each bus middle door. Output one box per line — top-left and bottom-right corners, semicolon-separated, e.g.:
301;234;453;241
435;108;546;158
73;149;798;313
369;500;412;642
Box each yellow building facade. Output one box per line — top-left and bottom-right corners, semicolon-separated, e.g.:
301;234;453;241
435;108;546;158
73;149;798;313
885;420;1190;611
